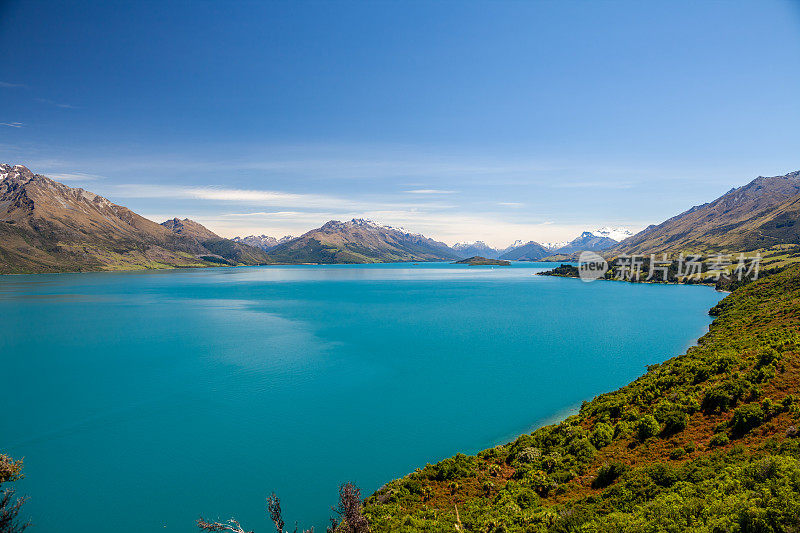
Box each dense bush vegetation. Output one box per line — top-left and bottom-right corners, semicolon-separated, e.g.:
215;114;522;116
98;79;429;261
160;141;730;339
363;265;800;532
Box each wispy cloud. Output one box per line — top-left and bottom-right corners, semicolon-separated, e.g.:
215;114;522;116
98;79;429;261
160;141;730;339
0;122;23;128
551;180;635;189
497;202;523;207
36;98;77;109
0;81;26;88
49;172;104;182
111;184;454;212
405;189;457;194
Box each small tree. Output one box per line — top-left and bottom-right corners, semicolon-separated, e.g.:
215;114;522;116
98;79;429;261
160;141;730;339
0;453;29;533
731;403;765;436
328;482;369;533
197;484;369;533
636;415;661;441
267;493;285;533
589;423;614;449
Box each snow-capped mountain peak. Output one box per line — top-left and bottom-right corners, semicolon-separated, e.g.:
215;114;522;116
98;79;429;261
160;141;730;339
541;240;570;251
506;239;529;249
587;227;634;242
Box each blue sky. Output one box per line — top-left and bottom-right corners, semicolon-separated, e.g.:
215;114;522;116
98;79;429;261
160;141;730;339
1;0;799;246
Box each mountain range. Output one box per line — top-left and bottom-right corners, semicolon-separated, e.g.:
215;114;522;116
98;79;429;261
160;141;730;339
0;164;465;272
5;162;797;274
232;234;295;251
452;240;503;259
0;164;270;273
265;218;460;263
449;228;634;261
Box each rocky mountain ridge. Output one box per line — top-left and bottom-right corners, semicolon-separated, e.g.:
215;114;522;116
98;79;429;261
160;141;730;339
0;164;270;273
613;169;800;255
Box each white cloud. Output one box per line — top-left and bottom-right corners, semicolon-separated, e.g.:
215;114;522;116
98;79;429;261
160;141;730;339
0;122;23;128
497;202;523;207
405;189;457;194
36;98;76;109
112;184;455;212
49;172;104;181
0;81;26;88
551;180;635;189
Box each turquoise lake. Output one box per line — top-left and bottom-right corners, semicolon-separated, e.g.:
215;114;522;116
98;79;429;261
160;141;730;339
0;262;724;532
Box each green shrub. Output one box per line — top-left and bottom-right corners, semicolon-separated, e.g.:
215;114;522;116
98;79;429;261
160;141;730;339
783;395;796;410
541;452;563;473
669;447;686;460
702;384;734;413
710;433;730;447
636;415;661;441
426;453;476;481
645;463;678;487
656;405;688;436
731;403;765;436
702;378;752;413
757;347;779;367
526;469;557;496
515;488;538;509
592;462;628;489
569;438;596;464
515;447;541;464
404;479;423;495
614;421;632;439
590;423;614;449
762;397;777;418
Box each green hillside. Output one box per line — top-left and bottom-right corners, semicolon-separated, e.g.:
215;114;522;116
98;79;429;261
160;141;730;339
363;264;800;532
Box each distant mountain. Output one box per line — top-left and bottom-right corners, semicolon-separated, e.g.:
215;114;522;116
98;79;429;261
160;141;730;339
266;218;460;263
590;226;635;242
161;217;220;240
503;239;528;251
498;240;550;261
232;234;295;251
555;227;634;254
0;163;269;273
541;240;571;251
452;241;501;259
615;170;800;254
160;218;271;265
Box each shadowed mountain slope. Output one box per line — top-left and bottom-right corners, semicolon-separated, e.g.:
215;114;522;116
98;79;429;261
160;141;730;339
453;241;502;259
498;240;550;261
160;218;271;265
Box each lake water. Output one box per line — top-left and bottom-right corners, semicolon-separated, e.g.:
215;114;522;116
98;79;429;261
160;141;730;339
0;262;724;532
